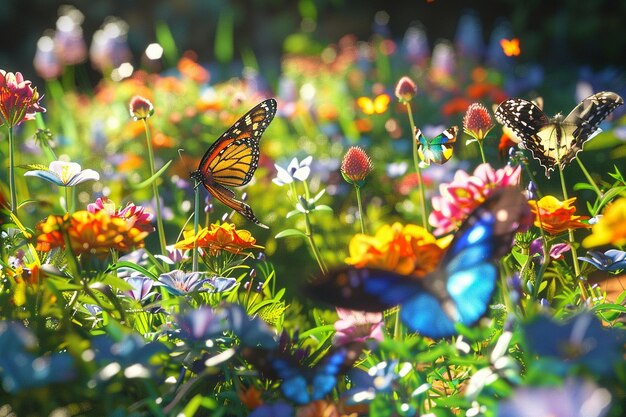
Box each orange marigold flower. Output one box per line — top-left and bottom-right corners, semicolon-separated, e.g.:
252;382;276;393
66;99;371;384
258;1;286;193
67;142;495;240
346;222;449;278
35;210;149;256
296;400;341;417
238;386;263;410
583;197;626;248
174;222;259;255
528;195;591;235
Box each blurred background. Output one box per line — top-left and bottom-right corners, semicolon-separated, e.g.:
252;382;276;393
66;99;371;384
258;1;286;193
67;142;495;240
1;0;625;85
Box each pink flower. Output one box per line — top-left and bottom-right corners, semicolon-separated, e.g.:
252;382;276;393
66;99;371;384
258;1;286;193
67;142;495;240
429;163;522;235
341;146;373;186
129;96;154;120
88;197;154;233
0;70;46;127
394;76;417;103
333;308;384;346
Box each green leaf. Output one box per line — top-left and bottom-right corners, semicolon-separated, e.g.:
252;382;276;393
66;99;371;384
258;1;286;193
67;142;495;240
311;188;326;204
215;9;234;64
108;261;158;280
130;160;172;190
274;228;307;239
311;204;333;213
510;249;530;266
155;21;178;67
286;209;301;218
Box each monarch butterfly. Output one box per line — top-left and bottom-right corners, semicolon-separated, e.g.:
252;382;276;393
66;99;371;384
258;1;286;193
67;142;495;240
356;94;391;115
191;98;277;228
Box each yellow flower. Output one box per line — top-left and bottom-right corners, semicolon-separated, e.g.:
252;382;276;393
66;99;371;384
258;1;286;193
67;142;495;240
528;195;590;235
35;210;149;256
346;222;449;277
174;222;259;255
583;198;626;247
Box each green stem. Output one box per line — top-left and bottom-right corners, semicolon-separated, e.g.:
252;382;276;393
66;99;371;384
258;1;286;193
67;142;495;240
557;164;586;300
354;185;366;234
576;157;602;197
142;119;167;255
477;140;487;164
520;158;544;199
304;210;327;274
404;102;428;230
192;180;200;272
7;126;16;213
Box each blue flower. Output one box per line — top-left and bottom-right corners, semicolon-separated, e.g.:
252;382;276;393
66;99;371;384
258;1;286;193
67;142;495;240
579;249;626;272
0;321;76;393
248;402;293;417
156;270;210;296
498;378;611;417
174;306;227;342
523;313;625;376
24;160;99;186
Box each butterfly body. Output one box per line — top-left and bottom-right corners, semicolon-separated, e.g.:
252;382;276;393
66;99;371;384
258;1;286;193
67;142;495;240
495;91;623;176
191;98;277;228
306;187;529;338
415;126;458;165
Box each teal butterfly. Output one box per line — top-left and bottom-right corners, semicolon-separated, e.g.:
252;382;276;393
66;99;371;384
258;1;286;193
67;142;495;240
415;126;458;165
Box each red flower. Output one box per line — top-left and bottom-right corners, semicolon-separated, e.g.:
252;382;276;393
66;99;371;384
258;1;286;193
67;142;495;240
341;146;373;186
0;70;46;127
129;95;154;120
463;102;494;140
394;76;417;103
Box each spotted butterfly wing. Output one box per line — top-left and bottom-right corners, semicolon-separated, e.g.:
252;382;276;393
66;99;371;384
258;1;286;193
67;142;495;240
243;342;363;405
495;92;623;176
191;99;277;228
415;126;458;165
306;187;529;339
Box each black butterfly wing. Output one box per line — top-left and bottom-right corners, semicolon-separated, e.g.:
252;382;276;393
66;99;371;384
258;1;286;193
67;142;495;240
305;266;424;312
559;91;624;164
495;99;556;174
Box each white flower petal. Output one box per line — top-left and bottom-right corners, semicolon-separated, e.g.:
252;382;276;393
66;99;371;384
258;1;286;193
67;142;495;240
24;169;64;186
66;169;100;186
293;166;311;181
300;155;313;167
274;165;294;184
286;157;300;173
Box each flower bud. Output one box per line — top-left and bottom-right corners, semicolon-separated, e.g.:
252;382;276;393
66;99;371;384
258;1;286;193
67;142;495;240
129;95;154;120
341;146;373;186
463;102;494;140
394;76;417;103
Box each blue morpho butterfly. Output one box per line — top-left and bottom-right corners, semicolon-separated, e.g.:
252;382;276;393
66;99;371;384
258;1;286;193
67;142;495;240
306;187;529;339
415;126;458;165
242;342;363;405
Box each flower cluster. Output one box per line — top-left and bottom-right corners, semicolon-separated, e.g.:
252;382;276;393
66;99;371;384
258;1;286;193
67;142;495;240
174;222;258;255
35;210;149;256
346;222;449;277
429;163;521;235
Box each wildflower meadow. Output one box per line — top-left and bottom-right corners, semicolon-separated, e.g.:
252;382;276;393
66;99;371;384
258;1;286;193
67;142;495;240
1;3;626;417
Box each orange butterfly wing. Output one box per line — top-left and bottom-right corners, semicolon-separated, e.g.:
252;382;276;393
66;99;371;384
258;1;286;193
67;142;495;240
191;98;277;228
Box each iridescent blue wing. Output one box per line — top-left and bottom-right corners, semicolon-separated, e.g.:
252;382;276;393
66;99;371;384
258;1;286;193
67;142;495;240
416;126;458;165
306;187;529;338
243;343;363;405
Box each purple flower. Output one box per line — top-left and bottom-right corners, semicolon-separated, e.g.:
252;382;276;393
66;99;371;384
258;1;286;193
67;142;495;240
156;270;210;296
175;306;226;342
579;250;626;272
124;276;155;301
498;378;611;417
530;238;571;263
333;308;384;346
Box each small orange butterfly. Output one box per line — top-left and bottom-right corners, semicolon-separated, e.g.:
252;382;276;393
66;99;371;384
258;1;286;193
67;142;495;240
356;94;390;115
500;38;521;57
